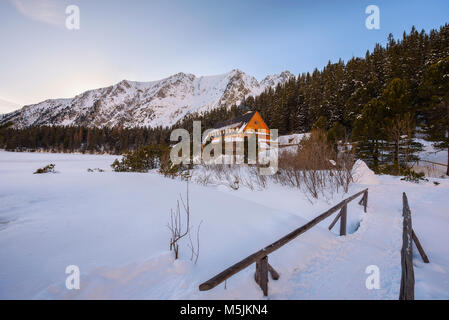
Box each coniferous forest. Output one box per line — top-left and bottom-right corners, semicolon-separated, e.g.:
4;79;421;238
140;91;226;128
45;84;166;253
1;24;449;173
0;124;172;154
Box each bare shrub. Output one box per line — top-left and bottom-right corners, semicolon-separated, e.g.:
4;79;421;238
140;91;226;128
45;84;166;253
193;163;264;191
333;143;355;193
168;199;189;260
188;164;210;186
196;173;212;186
192;128;354;199
188;221;202;264
275;129;355;199
249;165;267;189
276;130;334;198
228;174;240;190
275;148;302;188
167;182;201;262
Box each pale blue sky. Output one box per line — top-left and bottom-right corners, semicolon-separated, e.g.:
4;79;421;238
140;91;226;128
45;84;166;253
1;0;448;111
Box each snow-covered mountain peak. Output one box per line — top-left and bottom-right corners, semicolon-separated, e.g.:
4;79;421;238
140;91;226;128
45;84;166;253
261;70;294;88
0;69;293;129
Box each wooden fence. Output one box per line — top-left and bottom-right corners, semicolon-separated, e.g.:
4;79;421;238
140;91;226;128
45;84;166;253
416;159;447;167
399;192;429;300
199;188;369;296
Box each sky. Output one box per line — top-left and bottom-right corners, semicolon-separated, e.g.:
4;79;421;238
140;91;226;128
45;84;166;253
0;0;448;113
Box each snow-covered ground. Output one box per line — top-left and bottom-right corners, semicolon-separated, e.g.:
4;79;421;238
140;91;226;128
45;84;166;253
416;139;447;165
0;151;448;299
412;139;448;178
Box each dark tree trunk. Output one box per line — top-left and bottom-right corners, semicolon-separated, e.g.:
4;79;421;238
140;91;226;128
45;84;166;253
446;114;449;176
373;140;379;170
447;147;449;176
394;138;400;175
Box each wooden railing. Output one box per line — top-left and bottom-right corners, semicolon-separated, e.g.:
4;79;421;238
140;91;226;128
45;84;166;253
199;188;369;296
399;192;429;300
417;159;447;167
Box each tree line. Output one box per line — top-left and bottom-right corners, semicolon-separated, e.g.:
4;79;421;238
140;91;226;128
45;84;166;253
0;124;172;154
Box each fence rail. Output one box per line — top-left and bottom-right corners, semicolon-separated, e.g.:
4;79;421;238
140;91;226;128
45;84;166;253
199;188;369;295
399;192;430;300
417;159;447;167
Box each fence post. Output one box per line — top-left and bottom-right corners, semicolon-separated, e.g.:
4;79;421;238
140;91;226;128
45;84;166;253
364;190;368;212
328;210;342;231
400;192;414;300
255;256;269;296
267;263;280;280
412;230;430;263
340;203;347;236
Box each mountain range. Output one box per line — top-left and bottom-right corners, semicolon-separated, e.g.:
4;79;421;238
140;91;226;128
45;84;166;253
0;69;293;128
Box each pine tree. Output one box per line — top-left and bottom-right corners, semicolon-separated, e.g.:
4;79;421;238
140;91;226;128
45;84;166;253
353;98;387;170
312;116;328;131
420;57;449;175
381;78;415;173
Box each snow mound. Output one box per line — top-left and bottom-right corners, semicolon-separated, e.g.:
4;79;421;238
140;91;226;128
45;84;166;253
352;159;380;185
278;133;309;146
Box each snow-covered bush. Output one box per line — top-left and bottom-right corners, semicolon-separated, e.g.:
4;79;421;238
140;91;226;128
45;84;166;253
111;145;168;172
159;149;192;179
33;164;56;174
401;168;428;183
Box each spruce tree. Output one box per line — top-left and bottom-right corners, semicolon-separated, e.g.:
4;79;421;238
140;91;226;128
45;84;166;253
353;98;387;170
420;57;449;175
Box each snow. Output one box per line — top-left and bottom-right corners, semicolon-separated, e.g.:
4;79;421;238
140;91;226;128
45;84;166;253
415;138;447;165
351;159;380;185
411;139;447;178
278;133;310;154
278;133;309;146
0;151;448;299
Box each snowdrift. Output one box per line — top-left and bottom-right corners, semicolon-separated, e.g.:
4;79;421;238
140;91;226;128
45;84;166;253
351;159;380;185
